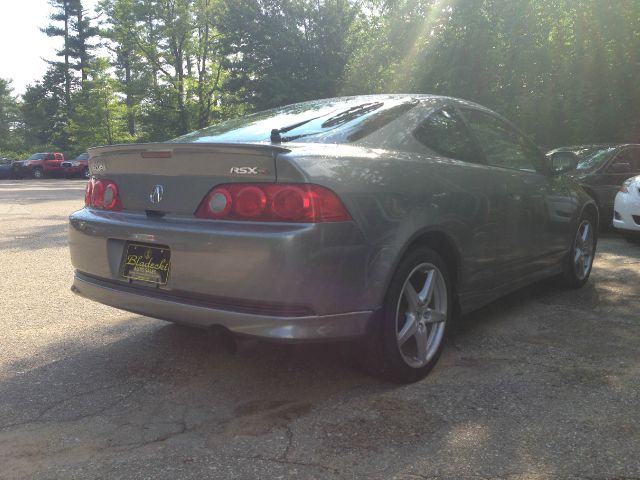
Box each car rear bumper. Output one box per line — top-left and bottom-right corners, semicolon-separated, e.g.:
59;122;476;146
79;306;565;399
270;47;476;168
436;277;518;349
69;208;376;339
72;271;373;340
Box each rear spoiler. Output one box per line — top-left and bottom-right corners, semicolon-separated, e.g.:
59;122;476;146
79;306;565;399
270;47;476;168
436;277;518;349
88;142;292;158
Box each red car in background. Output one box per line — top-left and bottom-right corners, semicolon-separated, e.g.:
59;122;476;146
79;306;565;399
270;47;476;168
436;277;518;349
61;153;90;178
12;152;65;178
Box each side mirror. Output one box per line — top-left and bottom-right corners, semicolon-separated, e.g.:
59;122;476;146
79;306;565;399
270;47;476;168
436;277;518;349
550;151;578;175
608;162;632;174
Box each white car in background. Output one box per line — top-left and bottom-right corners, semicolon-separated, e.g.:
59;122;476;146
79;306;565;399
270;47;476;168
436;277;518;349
613;175;640;242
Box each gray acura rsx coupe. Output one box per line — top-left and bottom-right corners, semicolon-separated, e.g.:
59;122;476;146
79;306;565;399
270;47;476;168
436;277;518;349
69;94;598;383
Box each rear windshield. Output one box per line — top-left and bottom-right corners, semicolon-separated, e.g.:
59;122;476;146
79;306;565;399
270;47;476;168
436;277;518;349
170;97;419;144
27;153;46;160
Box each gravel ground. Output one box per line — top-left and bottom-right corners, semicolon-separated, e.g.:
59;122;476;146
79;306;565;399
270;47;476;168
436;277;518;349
1;179;639;480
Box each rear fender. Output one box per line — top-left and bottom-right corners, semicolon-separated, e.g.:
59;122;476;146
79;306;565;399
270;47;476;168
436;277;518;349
363;226;462;312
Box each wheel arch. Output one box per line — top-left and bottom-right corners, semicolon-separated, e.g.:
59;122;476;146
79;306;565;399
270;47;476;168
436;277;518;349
379;228;462;309
580;200;600;231
581;185;600;206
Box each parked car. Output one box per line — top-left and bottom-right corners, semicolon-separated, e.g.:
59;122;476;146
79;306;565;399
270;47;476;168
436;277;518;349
0;157;15;179
62;153;90;179
13;152;66;178
69;94;598;383
547;144;640;224
613;175;640;242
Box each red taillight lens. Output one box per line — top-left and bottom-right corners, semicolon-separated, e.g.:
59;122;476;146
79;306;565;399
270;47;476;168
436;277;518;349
271;186;308;220
84;178;122;211
85;180;93;206
195;183;351;223
235;186;267;218
91;179;105;206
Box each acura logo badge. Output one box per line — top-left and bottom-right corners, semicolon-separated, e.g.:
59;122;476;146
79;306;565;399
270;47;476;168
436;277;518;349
150;185;164;204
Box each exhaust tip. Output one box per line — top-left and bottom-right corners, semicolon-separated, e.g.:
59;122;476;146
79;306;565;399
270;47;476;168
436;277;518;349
214;327;238;354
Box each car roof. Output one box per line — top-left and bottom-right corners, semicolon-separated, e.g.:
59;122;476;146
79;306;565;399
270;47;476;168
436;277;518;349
278;93;490;111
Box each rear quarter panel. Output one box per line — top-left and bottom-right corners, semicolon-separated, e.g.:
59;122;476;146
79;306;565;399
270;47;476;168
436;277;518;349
276;145;491;310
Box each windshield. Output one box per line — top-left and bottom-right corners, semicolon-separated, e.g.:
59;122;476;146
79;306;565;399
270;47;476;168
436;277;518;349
576;147;617;171
75;153;89;160
170;97;419;144
27;153;46;160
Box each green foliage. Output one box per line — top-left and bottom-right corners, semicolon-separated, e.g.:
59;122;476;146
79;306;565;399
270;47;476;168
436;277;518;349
0;79;22;151
343;0;640;147
65;58;135;154
5;0;640;156
21;65;71;150
216;0;359;110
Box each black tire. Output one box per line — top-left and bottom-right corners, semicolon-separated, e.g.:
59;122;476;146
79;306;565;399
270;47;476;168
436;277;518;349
32;168;44;179
357;247;452;384
563;211;598;288
82;167;90;179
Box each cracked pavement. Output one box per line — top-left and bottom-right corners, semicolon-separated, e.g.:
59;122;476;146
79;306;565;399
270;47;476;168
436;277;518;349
1;180;640;479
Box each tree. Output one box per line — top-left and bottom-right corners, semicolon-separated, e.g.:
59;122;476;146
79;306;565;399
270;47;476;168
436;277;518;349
42;0;97;110
0;79;23;152
21;65;70;150
66;58;135;152
98;0;149;135
215;0;360;110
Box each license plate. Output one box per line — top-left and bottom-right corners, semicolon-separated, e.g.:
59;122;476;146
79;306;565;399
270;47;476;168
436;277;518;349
121;243;171;285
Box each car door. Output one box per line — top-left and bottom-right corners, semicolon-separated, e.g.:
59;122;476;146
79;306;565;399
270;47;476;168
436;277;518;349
44;153;57;172
458;107;556;285
403;105;511;298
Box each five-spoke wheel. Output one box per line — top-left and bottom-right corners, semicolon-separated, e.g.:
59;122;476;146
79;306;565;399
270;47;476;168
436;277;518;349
573;220;594;280
396;263;447;369
358;247;451;384
564;212;597;288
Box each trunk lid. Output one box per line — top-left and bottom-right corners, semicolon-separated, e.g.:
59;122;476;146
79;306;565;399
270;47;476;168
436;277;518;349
88;143;289;215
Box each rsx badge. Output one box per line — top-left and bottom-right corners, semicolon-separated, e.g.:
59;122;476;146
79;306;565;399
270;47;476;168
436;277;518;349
229;167;269;175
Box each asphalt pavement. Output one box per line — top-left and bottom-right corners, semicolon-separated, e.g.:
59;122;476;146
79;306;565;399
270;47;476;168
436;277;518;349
1;179;639;479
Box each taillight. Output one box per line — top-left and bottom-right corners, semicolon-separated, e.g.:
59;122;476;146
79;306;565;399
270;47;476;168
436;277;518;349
195;183;351;222
85;178;122;211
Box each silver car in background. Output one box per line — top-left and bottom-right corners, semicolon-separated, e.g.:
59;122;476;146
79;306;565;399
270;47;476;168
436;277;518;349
69;94;598;383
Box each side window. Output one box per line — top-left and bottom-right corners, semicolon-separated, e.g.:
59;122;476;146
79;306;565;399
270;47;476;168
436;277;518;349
611;148;640;173
462;108;542;172
413;108;480;163
46;154;55;160
56;153;63;160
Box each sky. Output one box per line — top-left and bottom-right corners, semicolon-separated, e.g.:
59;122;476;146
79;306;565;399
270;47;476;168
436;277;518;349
0;0;99;97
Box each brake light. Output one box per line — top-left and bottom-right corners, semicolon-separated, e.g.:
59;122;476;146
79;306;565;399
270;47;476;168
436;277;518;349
85;178;122;210
195;183;351;222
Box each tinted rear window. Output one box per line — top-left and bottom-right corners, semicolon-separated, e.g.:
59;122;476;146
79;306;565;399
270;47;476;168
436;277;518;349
170;97;419;144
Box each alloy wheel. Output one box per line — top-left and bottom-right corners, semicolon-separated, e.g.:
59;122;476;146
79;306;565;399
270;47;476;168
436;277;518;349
395;262;447;368
573;220;594;280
